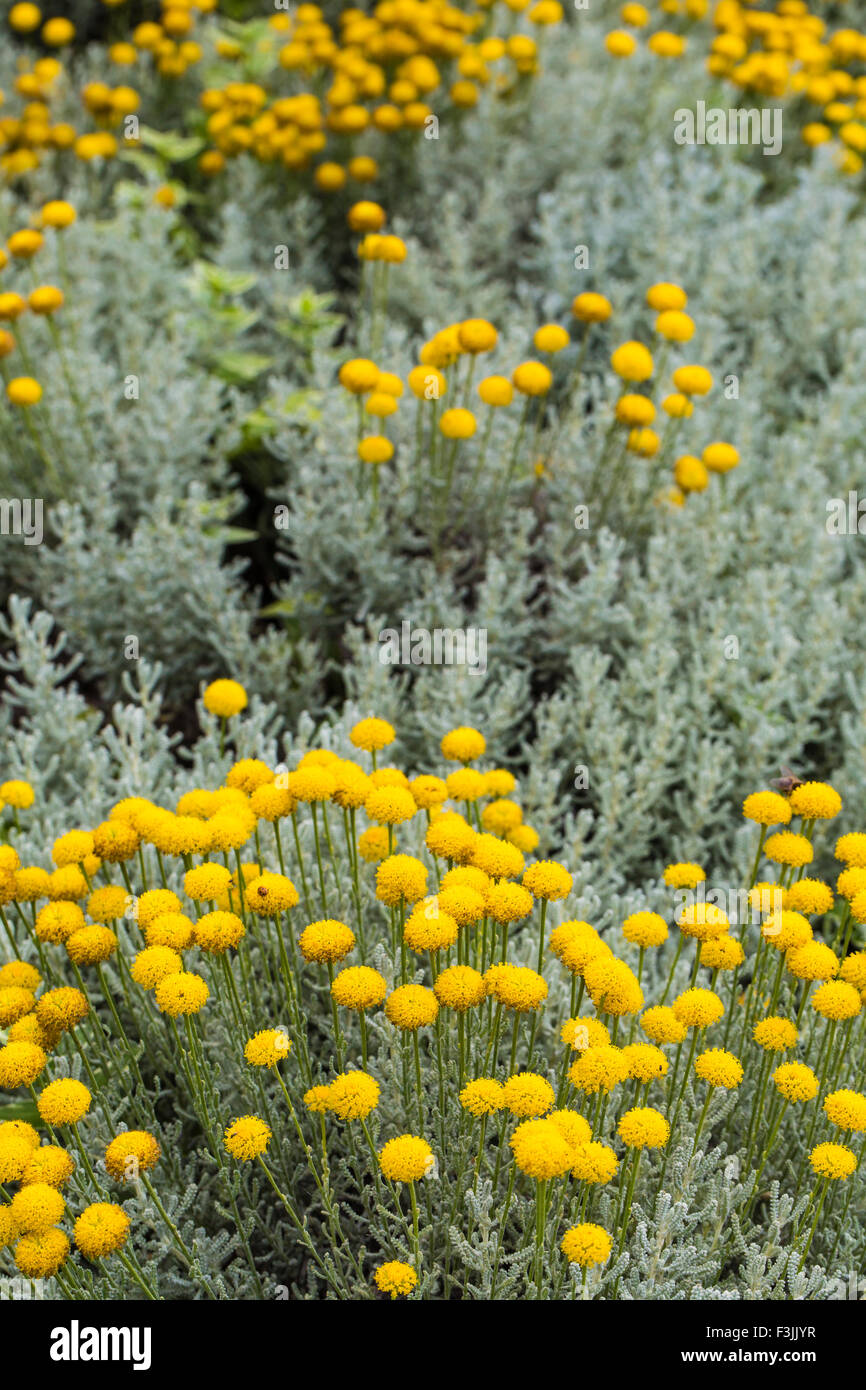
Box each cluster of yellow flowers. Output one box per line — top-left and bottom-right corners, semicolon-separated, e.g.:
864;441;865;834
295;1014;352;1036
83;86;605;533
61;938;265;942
0;199;77;421
0;684;863;1297
339;278;739;519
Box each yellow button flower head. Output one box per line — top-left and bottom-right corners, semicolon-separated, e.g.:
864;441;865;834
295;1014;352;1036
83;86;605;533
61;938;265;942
0;1138;33;1183
811;980;861;1020
672;365;712;396
663;862;705;890
508;823;539;852
155;971;210;1016
753;1017;798;1052
358;827;389;863
299;919;355;964
347;200;386;232
571;292;612;323
66;925;117;967
615;394;655;427
765;832;814;868
136;889;182;927
0;987;35;1027
702;442;739;473
10;4;43;33
434;966;486;1013
303;1086;332;1115
10;1182;65;1233
21;1146;75;1188
656;310;694;342
14;1228;70;1279
677;902;730;941
6;377;42;407
810;1142;857;1180
0;1041;47;1089
331;965;388;1011
458;319;498;353
622;1043;668;1083
622;911;668;948
376;855;429;905
840;952;866;990
130;947;183;990
37;1079;91;1126
35;987;88;1034
409;775;448;810
672;988;725;1029
328;1072;380;1121
788;782;842;821
618;1106;670;1148
459;1078;505;1116
194;910;246;954
338;358;380;394
772;1061;818;1103
502;1071;555;1117
569;1045;629;1095
385;984;439;1030
226;759;273;795
583;958;643;1016
74;1202;130;1260
446;768;486;802
561;1016;610;1051
761;909;811;951
203;678;248;718
365;786;416;825
695;1048;744;1089
481;797;523;836
378;1134;434;1183
646;282;687;311
184;863;232;903
605;30;636;57
440;726;486;763
0;960;40;990
534;323;569;353
145;912;195;951
41;200;76;229
245;873;299;916
786;941;838;982
104;1131;161;1182
611;340;653;382
244;1029;291;1067
835;833;866;868
486;963;548;1013
561;1223;612;1267
350;716;395;753
478;374;514;407
224;1115;271;1162
523;859;572;902
571;1141;618;1184
510;1118;574;1179
662;393;693;418
485;881;534;924
470;833;523;879
403;901;459;953
374;1261;417;1298
783;879;833;916
701;933;743;975
512;361;552;396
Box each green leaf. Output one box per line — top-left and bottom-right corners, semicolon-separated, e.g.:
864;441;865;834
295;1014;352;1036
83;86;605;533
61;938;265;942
137;125;205;163
204;526;259;545
212;351;273;383
194;261;258;297
0;1098;41;1124
259;598;297;617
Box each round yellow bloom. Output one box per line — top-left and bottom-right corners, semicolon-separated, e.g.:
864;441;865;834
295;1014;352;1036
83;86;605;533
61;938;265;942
328;1072;380;1120
6;377;43;407
571;1140;619;1184
502;1071;555;1117
510;1118;574;1179
404;902;459;954
10;4;43;33
155;971;210;1016
622;1043;668;1083
0;960;40;991
486;963;548;1013
663;862;705;890
203;679;247;718
14;1227;69;1278
441;726;486;763
299;919;355;964
568;1045;629;1095
365;787;416;825
605;29;636;56
618;1106;670;1148
743;790;792;826
561;1223;612;1267
823;1089;866;1133
0;1041;47;1089
835;833;866;868
677;902;730;941
812;980;861;1020
485;881;534;924
378;1134;434;1182
786;942;839;982
471;834;524;879
245;873;299;916
224;1115;271;1161
431;965;484;1013
376;855;428;905
695;1048;743;1088
331;965;387;1011
374;1261;417;1298
512;361;552;396
37;1079;91;1126
753;1017;798;1052
783;879;834;916
409;775;448;810
583;958;643;1016
350;717;395;752
672;365;712;396
21;1146;75;1188
789;782;842;821
385;984;439;1030
840;952;866;990
765;832;814;868
773;1061;818;1103
74;1202;130;1260
193;910;246;953
10;1182;65;1233
104;1131;161;1182
762;910;812;951
672;988;725;1029
611;341;653;382
810;1142;857;1180
625;913;668;950
35;987;88;1035
561;1016;610;1051
534;324;569;353
439;407;477;438
701;935;745;972
244;1029;291;1067
0;987;35;1027
459;1078;505;1116
646;282;687;311
358;826;389;862
572;293;612;323
478;375;514;407
523;860;572;901
437;885;487;926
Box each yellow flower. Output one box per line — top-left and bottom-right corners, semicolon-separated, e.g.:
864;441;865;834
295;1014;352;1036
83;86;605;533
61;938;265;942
772;1061;818;1103
374;1261;417;1298
245;873;299;916
568;1045;629;1095
617;1106;670;1148
512;361;552;396
783;879;834;916
365;787;416;825
376;855;428;905
677;902;730;941
765;832;814;868
154;971;210;1016
786;942;838;982
646;282;686;311
622;1043;668;1083
435;966;486;1012
203;679;248;718
244;1029;291;1067
571;1140;618;1183
104;1131;161;1182
572;293;612;323
21;1146;74;1188
694;1048;743;1089
459;1078;505;1116
74;1202;130;1259
823;1089;866;1133
835;833;866;868
561;1016;610;1051
811;980;861;1020
743;790;792;826
753;1017;798;1052
328;1072;380;1120
299;919;355;964
193;910;246;953
350;717;395;752
37;1078;92;1126
485;963;548;1012
385;984;439;1030
378;1134;434;1182
534;323;569;353
663;862;705;889
610;340;653;382
523;860;572;901
561;1223;612;1267
0;1041;47;1089
404;902;459;954
14;1227;70;1278
440;726;486;763
224;1115;271;1161
809;1142;857;1180
789;782;842;820
502;1071;555;1117
331;965;388;1011
10;1182;65;1233
35;987;88;1034
510;1118;574;1179
672;988;724;1029
583;958;643;1016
